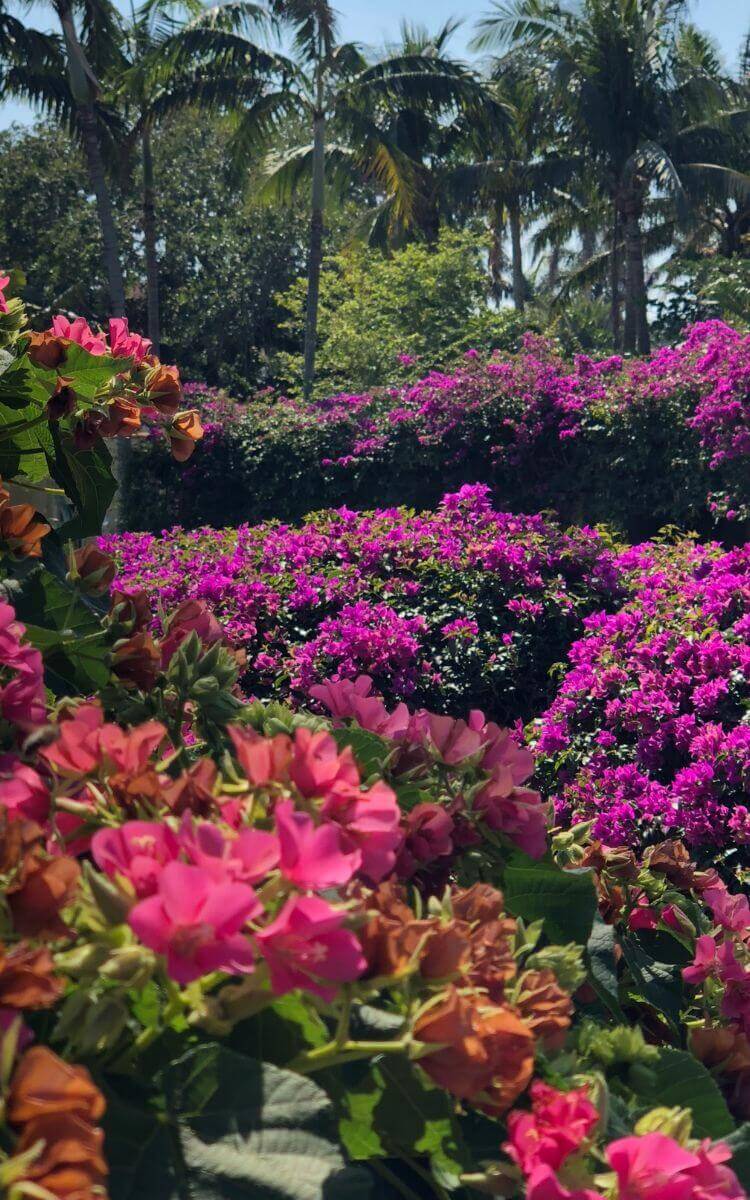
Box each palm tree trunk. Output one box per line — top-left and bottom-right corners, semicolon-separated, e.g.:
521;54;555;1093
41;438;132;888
488;198;505;303
508;199;525;312
57;1;125;317
303;57;326;402
547;242;561;291
622;191;650;355
142;128;160;354
609;206;621;350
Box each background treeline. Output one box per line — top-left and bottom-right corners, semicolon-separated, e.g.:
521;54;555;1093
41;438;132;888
1;1;750;400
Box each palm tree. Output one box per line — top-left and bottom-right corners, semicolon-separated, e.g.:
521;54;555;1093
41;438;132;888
118;0;290;351
51;0;128;316
222;9;495;397
477;0;744;353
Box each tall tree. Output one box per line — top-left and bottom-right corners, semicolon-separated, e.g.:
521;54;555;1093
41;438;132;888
120;0;289;351
477;0;743;353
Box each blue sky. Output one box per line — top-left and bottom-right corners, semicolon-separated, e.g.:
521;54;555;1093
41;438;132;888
0;0;746;127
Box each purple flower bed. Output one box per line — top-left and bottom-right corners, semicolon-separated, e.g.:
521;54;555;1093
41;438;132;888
536;537;750;856
123;321;750;537
102;484;625;725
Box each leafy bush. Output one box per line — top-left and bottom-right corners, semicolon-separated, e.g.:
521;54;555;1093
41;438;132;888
535;535;750;862
103;483;625;725
122;320;750;540
274;229;523;396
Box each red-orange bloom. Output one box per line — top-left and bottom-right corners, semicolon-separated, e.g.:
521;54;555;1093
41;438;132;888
73;545;116;596
145;363;183;416
0;502;51;558
8;1046;106;1126
0;943;64;1010
515;968;573;1052
169;410;203;462
15;1111;108;1200
24;331;68;370
415;987;534;1112
99;395;141;439
8;849;81;939
111;631;160;690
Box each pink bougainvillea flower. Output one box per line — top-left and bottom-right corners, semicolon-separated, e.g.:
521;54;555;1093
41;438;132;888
425;714;485;765
504;1081;599;1177
40;704;106;777
50;315;107;355
227;727;292;787
525;1167;601;1200
178;816;280;885
108;317;152;365
321;780;403;882
0;756;49;823
98;720;166;775
683;934;745;987
606;1132;745;1200
310;676;410;741
288;728;360;798
474;773;549;859
395;802;454;878
275;800;360;890
0;275;10;315
704;885;750;935
160;599;224;667
129;861;260;984
255;894;366;1000
92;821;180;899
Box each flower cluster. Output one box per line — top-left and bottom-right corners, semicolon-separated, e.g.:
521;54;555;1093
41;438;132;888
123;319;750;535
101;483;624;724
23;313;203;461
536;537;750;856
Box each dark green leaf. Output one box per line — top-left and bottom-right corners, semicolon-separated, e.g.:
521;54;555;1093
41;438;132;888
620;932;684;1032
48;426;116;538
586;914;624;1019
503;854;597;944
632;1048;734;1139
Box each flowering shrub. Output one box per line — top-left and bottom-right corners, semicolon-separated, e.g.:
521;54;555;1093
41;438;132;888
101;483;624;724
122;321;750;538
536;537;750;859
2;586;750;1196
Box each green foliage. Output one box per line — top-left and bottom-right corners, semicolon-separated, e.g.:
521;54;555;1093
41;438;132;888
502;853;598;945
275;230;522;396
105;1045;371;1200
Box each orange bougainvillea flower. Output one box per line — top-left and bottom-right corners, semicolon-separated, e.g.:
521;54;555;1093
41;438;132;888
8;849;81;940
415;986;534;1113
24;330;68;370
162;757;218;817
0;502;50;558
145;363;183;417
8;1047;106;1126
110;631;160;691
108;588;151;633
169;409;203;462
0;943;64;1010
72;545;116;597
515;968;573;1052
15;1111;108;1200
99;395;141;439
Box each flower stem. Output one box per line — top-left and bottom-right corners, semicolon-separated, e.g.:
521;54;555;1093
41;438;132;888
291;1037;410;1075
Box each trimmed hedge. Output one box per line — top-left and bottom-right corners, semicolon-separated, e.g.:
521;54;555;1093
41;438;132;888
124;322;750;540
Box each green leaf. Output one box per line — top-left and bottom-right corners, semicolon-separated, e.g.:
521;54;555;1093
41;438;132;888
229;994;329;1066
59;343;130;400
333;726;389;777
11;559;109;694
503;853;598;944
726;1126;750;1191
620;932;684;1032
586;914;624;1019
48;426;115;538
337;1055;468;1184
632;1048;735;1139
168;1046;372;1199
106;1047;372;1200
